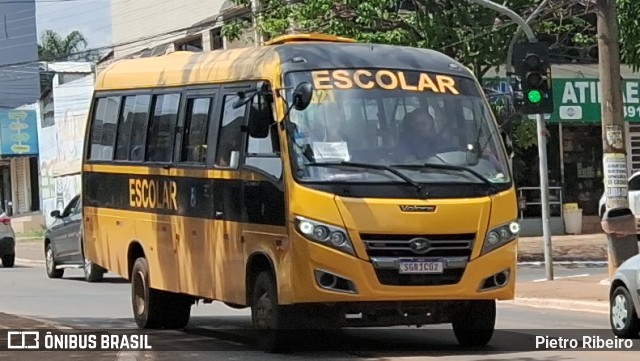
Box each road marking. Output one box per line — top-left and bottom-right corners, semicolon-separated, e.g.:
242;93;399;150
532;273;590;282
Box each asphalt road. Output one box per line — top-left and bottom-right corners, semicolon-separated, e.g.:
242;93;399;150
0;264;637;361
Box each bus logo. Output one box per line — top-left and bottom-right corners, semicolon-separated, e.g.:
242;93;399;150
409;238;431;254
399;205;436;212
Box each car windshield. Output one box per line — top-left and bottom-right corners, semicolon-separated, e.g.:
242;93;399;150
284;69;511;184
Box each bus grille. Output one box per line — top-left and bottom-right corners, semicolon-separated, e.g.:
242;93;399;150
361;233;476;286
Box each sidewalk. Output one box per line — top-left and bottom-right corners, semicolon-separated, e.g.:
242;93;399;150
513;274;610;314
517;233;610;262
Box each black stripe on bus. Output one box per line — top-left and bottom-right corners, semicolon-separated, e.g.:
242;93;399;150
82;172;286;226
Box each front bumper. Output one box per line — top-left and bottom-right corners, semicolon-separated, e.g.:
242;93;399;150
0;236;15;256
290;239;517;304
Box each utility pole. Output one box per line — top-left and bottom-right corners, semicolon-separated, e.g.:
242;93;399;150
251;0;264;46
597;0;638;278
471;0;554;280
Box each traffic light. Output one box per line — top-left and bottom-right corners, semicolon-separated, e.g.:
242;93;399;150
512;41;554;115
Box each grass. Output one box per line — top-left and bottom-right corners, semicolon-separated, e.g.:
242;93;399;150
15;229;45;240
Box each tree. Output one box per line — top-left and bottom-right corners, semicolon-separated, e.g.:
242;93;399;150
38;30;89;62
618;0;640;71
221;0;596;79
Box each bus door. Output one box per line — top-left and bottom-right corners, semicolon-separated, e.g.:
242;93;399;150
174;87;219;298
209;84;252;304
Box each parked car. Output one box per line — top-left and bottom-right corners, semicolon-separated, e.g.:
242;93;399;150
598;171;640;237
609;253;640;338
44;194;106;282
0;209;15;268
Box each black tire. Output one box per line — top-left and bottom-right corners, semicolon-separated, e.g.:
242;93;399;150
251;271;298;353
84;259;105;283
451;300;496;347
1;253;14;268
131;257;191;329
45;243;64;278
610;286;640;338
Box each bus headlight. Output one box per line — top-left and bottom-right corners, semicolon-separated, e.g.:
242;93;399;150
482;220;519;255
294;216;355;256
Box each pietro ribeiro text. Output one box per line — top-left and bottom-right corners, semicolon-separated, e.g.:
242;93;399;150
536;335;635;350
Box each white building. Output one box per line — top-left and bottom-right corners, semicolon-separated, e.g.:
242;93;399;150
106;0;254;70
37;62;94;226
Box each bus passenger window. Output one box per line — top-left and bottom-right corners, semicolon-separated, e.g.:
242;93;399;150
215;94;246;168
181;97;212;163
146;93;180;163
114;95;150;161
88;96;120;161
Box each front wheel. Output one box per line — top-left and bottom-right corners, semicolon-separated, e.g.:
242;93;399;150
1;253;14;267
45;243;64;278
610;286;640;338
251;271;300;353
451;300;496;347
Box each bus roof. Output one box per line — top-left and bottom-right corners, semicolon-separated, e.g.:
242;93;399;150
95;35;473;91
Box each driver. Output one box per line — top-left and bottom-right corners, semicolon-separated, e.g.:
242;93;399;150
395;108;449;162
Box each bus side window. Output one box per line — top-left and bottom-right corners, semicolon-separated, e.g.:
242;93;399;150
146;93;180;163
215;94;246;168
114;94;151;162
88;96;120;161
180;97;213;164
245;93;281;178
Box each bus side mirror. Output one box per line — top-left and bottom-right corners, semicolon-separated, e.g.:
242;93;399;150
248;107;272;139
292;82;313;111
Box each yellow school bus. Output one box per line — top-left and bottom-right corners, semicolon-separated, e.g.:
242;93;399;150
82;33;519;352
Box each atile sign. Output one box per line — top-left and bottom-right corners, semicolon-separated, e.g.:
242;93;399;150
311;69;460;94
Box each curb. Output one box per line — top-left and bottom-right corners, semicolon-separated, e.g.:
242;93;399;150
508;297;609;314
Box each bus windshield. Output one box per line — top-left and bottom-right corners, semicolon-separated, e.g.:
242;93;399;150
284;69;511;185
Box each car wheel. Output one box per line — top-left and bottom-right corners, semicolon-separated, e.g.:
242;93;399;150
84;259;105;282
45;243;64;279
1;253;14;268
610;285;640;338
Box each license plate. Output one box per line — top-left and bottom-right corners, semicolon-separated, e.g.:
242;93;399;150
399;260;444;274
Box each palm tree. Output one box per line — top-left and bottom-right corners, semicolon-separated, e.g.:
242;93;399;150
38;30;88;62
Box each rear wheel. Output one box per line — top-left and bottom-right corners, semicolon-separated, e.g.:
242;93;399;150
131;257;191;329
1;253;14;267
45;243;64;278
451;300;496;347
610;286;640;338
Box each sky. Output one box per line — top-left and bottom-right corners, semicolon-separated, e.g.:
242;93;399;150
35;0;112;49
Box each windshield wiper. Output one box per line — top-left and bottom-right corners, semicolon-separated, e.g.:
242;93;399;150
305;161;426;196
390;162;497;189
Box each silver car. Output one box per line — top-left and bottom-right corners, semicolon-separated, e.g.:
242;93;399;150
610;254;640;338
0;209;15;268
44;194;106;282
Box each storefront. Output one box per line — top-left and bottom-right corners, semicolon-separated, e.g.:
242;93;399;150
510;77;640;236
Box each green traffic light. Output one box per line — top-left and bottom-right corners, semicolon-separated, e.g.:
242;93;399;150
528;89;542;103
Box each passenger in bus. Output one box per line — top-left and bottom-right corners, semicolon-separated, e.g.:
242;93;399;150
394;108;450;163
